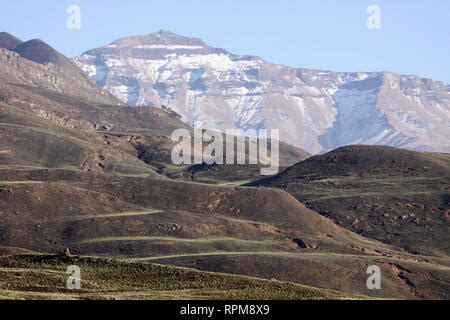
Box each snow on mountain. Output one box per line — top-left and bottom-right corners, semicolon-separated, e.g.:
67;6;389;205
75;29;450;154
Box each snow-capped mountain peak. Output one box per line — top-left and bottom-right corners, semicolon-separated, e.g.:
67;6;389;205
107;29;209;49
75;30;450;154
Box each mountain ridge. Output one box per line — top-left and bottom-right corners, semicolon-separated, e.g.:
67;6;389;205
0;31;449;299
0;40;121;106
75;30;450;154
249;144;450;257
0;32;23;50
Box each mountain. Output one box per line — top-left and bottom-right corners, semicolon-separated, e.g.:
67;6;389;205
0;32;23;50
12;38;90;79
0;33;195;175
75;29;450;154
0;34;309;180
13;39;71;65
1;32;449;300
0;36;120;105
250;145;450;257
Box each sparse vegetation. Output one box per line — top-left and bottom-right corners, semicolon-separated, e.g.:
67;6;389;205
0;249;355;300
250;145;450;257
0;37;448;301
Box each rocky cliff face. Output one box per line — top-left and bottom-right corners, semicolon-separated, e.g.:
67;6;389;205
75;30;450;153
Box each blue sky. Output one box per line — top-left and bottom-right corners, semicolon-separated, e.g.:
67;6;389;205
1;0;449;83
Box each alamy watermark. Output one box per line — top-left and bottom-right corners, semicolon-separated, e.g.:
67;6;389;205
66;5;81;30
366;5;382;30
171;128;280;175
66;265;81;290
366;265;381;289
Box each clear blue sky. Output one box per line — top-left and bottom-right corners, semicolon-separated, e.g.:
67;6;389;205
1;0;449;83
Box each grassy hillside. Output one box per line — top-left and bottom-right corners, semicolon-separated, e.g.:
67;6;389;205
0;101;156;175
0;83;191;136
152;251;450;300
250;145;450;257
0;248;353;300
1;170;449;299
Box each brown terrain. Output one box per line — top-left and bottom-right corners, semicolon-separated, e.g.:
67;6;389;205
250;145;450;258
0;32;448;300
